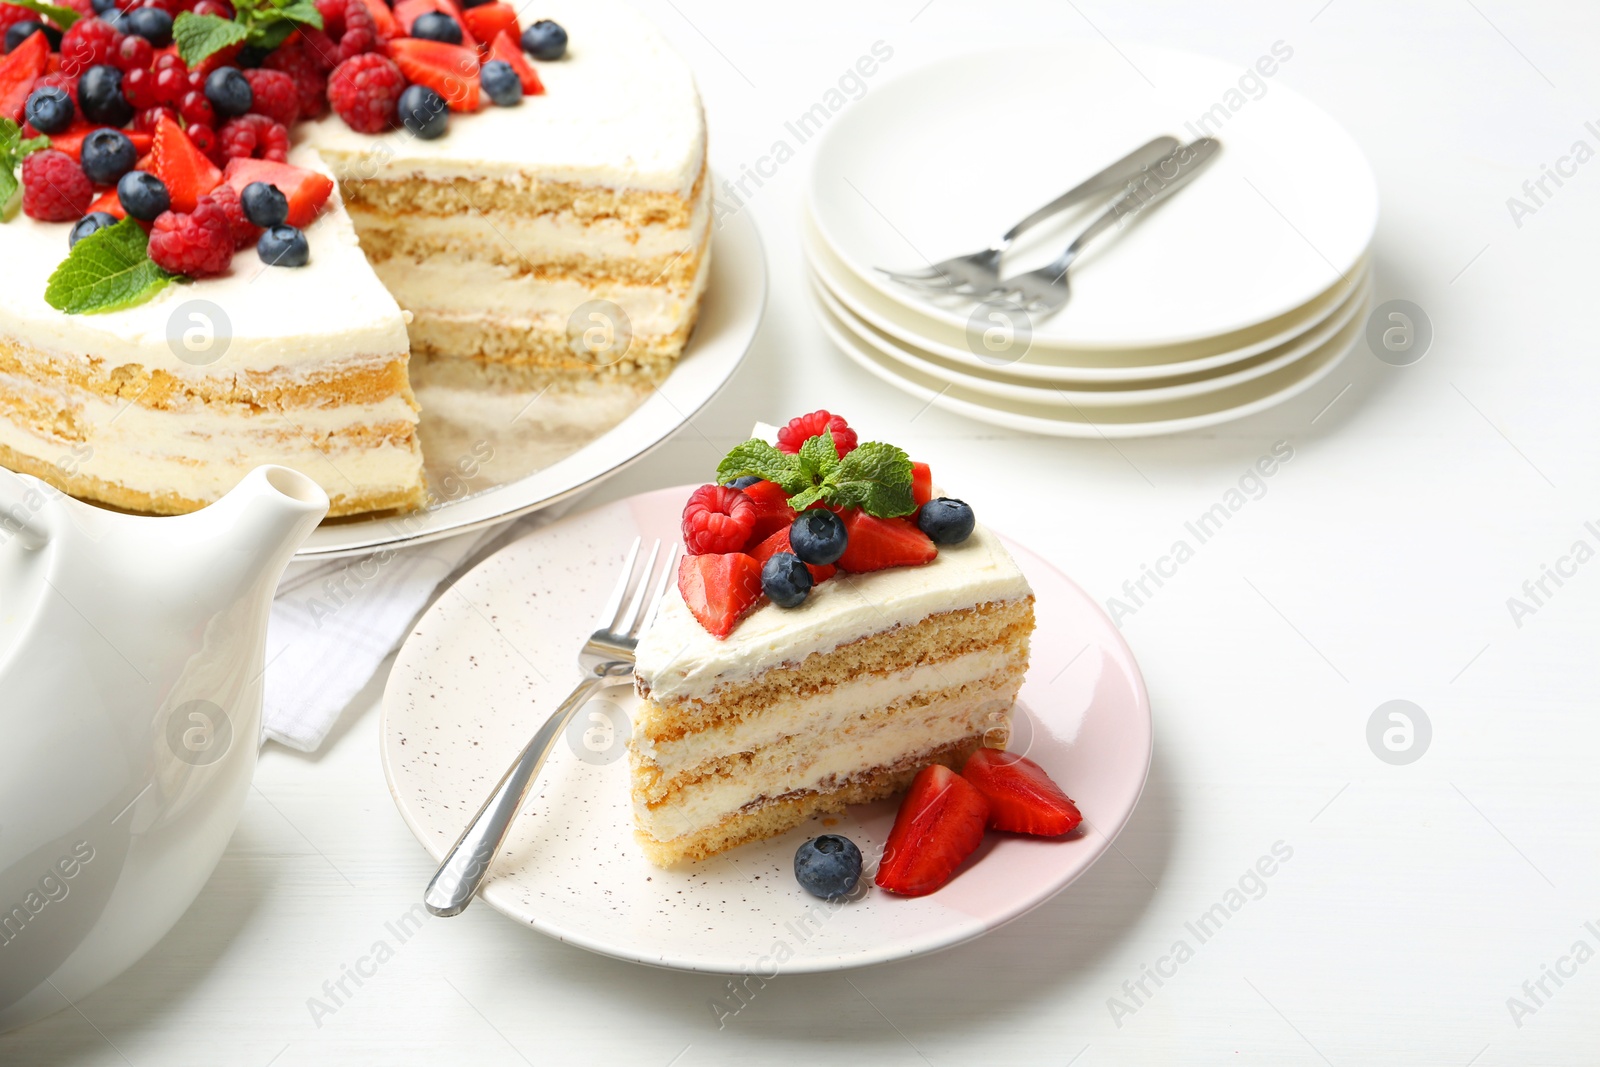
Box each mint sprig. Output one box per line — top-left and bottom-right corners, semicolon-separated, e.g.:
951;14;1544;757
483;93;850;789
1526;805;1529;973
173;13;250;66
0;119;50;222
3;0;79;29
45;218;179;315
174;0;323;66
715;435;916;517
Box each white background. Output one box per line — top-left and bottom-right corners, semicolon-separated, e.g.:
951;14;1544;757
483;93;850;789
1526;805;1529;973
6;0;1600;1063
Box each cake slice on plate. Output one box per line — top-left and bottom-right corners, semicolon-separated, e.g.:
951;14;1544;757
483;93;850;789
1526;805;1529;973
630;412;1036;867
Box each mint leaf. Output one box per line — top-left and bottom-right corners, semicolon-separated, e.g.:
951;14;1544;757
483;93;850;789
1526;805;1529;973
273;0;324;26
3;0;78;29
714;440;806;492
0;120;49;223
45;218;179;315
820;441;915;517
173;12;251;66
796;433;840;486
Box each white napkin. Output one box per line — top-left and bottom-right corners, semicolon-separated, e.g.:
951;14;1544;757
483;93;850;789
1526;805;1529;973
262;520;524;752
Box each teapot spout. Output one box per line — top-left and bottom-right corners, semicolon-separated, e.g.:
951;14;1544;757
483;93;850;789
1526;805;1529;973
173;466;330;607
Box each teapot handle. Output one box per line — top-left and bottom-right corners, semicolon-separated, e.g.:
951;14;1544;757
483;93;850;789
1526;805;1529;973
0;467;51;549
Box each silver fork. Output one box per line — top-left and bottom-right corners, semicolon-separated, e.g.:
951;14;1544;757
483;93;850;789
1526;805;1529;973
876;135;1181;297
986;137;1221;317
424;536;678;917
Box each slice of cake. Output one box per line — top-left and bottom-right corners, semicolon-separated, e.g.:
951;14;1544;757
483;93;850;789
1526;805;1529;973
630;412;1036;867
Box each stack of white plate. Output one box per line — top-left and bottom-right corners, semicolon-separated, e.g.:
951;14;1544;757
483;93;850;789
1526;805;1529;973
805;44;1379;437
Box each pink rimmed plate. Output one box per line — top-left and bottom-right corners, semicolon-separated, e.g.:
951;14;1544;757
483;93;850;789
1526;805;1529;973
380;486;1153;972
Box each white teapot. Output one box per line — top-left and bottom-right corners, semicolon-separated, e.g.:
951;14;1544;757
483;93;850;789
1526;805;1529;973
0;465;327;1033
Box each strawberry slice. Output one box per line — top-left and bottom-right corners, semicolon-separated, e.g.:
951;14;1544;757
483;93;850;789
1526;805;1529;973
911;462;933;507
87;187;125;219
876;764;990;897
50;125;153;163
150;114;222;213
0;32;49;123
835;511;937;574
387;37;481;112
748;527;835;584
487;31;543;95
352;0;403;39
677;552;764;639
463;2;519;49
740;479;796;547
223;158;334;228
391;0;441;33
962;748;1083;837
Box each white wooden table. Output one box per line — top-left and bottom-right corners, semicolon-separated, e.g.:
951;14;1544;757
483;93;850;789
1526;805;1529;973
7;1;1598;1062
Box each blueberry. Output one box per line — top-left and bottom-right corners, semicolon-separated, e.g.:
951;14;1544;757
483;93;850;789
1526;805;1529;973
204;66;253;118
78;65;132;126
410;11;462;44
258;224;309;267
479;59;523;107
116;170;170;222
239;181;288;228
68;212;119;249
24;86;73;135
457;0;492;7
794;835;862;900
917;498;975;545
761;552;813;609
122;6;173;47
5;21;61;53
398;84;448;140
91;0;118;13
789;509;847;567
80;128;137;185
521;19;566;60
725;475;761;490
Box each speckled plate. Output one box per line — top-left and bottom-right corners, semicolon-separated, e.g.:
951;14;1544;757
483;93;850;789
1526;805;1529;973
380;486;1153;973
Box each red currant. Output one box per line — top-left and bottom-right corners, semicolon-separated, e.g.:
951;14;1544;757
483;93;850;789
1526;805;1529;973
123;66;157;108
152;52;185;74
178;89;214;127
184;68;205;92
154;66;186;104
192;0;232;15
115;35;153;73
134;104;177;132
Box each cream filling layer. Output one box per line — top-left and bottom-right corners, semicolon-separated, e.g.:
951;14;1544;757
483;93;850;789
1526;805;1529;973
637;648;1012;779
634;683;1013;841
0;373;419;501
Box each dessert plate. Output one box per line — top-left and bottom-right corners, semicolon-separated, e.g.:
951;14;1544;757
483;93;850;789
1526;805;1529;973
382;487;1153;973
817;283;1369;438
295;206;766;558
810;44;1378;350
811;266;1372;408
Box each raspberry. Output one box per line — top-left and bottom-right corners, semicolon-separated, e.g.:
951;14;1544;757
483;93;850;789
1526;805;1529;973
59;17;123;78
776;410;859;458
147;201;234;277
243;68;299;126
297;27;339;73
335;0;377;62
326;52;402;134
264;40;329;120
21;149;93;222
199;182;259;250
314;0;345;39
681;484;758;555
219;113;290;162
184;122;224;166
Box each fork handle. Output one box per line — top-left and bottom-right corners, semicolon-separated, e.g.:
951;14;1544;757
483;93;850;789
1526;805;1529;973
1052;137;1221;271
424;673;607;916
998;135;1182;247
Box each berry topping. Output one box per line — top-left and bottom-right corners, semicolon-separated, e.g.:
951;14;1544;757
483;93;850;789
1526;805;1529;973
777;409;858;458
961;749;1083;837
222;157;332;227
479;58;522;107
760;551;813;609
147;200;234;277
24;86;74;134
487;31;542;95
59;17;122;78
78;64;133;127
911;461;933;507
79;127;137;184
917;498;975;546
788;509;848;567
748;526;835;585
335;0;380;60
461;3;518;49
242;68;299;126
681;483;757;556
410;11;461;44
326;52;403;133
149;114;221;211
347;0;401;41
794;835;862;900
875;763;990;897
386;37;480;112
397;82;447;139
834;511;936;573
121;6;172;47
199;181;259;249
0;31;48;122
677;551;763;640
257;223;308;266
204;66;253;119
740;478;797;546
219;113;289;162
21;148;93;221
240;179;288;227
263;39;329;120
116;169;169;220
521;18;566;61
4;21;58;55
68;209;117;247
